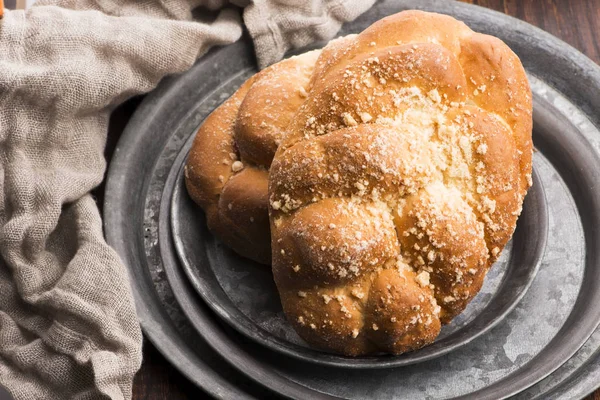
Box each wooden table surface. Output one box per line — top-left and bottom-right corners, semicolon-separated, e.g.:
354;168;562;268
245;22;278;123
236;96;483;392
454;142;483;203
104;0;600;398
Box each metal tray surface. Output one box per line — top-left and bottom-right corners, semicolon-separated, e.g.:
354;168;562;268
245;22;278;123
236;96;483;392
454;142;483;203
104;0;600;398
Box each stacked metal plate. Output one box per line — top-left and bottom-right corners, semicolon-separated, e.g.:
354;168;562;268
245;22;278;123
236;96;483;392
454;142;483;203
104;1;600;398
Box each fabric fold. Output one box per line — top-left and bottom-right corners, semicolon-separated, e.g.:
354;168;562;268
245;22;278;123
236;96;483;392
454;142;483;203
244;0;375;68
0;3;243;399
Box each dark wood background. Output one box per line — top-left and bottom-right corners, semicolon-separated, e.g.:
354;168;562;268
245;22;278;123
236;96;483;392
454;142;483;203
106;0;600;398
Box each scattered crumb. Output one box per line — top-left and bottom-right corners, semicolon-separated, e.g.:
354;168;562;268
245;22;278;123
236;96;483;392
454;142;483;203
231;161;244;172
415;271;430;288
342;112;358;126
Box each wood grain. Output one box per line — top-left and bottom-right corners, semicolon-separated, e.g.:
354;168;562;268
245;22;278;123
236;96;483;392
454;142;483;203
114;0;600;398
131;342;200;399
462;0;600;64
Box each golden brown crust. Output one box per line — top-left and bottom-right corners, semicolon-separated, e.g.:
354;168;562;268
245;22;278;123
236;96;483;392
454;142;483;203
269;10;532;355
184;50;320;264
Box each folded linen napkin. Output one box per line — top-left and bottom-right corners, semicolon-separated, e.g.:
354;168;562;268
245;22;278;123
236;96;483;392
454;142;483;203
0;0;374;398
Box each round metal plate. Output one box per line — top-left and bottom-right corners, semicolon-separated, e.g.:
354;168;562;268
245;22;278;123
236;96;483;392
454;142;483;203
171;131;547;369
104;0;600;398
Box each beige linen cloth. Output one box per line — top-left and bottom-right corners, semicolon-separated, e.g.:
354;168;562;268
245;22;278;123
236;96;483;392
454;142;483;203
0;0;374;399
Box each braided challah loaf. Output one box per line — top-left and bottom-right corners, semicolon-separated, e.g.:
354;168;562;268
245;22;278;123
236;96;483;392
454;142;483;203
185;49;320;264
269;11;532;355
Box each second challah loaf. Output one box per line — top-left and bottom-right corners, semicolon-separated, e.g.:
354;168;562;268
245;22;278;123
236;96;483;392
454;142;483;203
185;49;320;264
